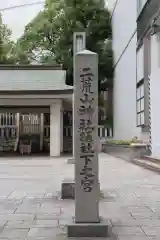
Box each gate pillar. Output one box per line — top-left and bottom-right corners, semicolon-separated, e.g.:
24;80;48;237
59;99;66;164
60;109;63;153
50;101;62;157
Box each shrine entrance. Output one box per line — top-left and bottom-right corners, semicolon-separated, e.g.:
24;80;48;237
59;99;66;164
0;64;73;157
0;106;73;156
19;112;50;154
0;112;18;153
0;109;50;155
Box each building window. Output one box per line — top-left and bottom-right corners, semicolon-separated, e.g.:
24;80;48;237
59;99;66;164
137;81;145;126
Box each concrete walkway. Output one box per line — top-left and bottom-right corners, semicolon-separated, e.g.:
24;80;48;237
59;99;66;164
0;154;159;239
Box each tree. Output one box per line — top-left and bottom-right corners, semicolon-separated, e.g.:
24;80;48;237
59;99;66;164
17;0;113;90
17;0;113;128
0;13;16;64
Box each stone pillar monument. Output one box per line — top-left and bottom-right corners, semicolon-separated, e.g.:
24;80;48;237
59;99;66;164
67;50;108;237
71;32;86;160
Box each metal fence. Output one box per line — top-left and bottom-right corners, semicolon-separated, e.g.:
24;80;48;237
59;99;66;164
0;113;17;126
0;126;17;141
20;114;40;134
0;113;18;141
63;125;113;138
0;113;18;151
0;111;113;153
98;125;113;138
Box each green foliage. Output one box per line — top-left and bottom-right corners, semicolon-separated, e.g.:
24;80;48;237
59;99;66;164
17;0;113;89
100;190;104;199
12;42;30;64
106;140;132;145
0;13;16;64
106;138;142;146
104;116;113;128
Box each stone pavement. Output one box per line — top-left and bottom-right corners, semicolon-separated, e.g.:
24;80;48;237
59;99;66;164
0;154;159;239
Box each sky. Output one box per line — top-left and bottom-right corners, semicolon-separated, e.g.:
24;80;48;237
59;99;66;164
0;0;114;41
1;0;45;40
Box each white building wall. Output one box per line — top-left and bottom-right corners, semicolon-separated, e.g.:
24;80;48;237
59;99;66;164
111;0;141;140
112;0;137;63
150;34;160;157
106;0;117;10
60;110;63;153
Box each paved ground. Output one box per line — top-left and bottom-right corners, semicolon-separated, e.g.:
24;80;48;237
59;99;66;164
0;154;159;239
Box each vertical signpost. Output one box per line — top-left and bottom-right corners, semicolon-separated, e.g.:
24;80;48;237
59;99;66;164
72;32;86;160
75;50;99;223
67;50;108;237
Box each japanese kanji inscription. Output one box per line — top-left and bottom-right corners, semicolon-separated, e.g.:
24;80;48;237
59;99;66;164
74;50;99;223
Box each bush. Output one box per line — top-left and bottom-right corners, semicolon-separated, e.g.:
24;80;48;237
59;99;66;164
106;137;143;145
106;140;132;145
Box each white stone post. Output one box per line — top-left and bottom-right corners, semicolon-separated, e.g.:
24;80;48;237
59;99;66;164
67;50;108;238
60;109;63;153
74;49;99;223
40;113;44;151
50;101;62;157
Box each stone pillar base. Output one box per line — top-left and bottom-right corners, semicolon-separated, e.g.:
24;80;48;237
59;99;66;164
67;219;109;237
61;180;102;200
61;179;75;199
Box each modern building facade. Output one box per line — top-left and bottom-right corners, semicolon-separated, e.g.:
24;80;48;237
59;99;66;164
110;0;160;156
108;0;142;140
137;0;160;156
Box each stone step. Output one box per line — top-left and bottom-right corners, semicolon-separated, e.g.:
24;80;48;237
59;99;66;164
132;158;160;173
142;155;160;164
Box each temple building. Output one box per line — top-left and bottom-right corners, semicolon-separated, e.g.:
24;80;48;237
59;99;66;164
0;64;111;156
0;65;73;156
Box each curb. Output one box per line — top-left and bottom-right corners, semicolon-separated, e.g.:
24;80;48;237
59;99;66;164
104;153;160;174
142;155;160;164
132;158;160;174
